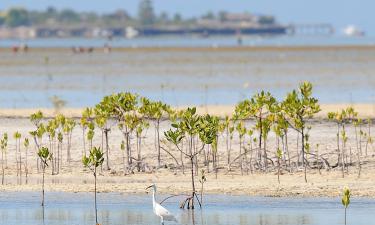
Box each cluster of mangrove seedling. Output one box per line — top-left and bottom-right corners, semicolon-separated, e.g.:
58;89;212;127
0;82;371;217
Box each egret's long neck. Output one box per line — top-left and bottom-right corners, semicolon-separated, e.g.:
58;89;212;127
152;188;156;206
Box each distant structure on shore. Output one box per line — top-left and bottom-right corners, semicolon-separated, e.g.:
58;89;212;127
0;1;334;39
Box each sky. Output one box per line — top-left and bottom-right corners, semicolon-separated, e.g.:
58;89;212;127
1;0;374;35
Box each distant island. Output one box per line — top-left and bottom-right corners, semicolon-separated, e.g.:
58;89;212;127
0;0;333;39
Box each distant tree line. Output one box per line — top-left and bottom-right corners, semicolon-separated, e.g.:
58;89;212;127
0;0;275;28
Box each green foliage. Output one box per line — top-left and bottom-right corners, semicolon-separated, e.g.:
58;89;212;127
5;8;29;27
236;121;246;138
199;114;219;146
276;148;283;159
87;123;95;141
82;147;105;170
138;0;155;25
38;147;52;166
235;91;276;119
164;129;184;146
0;133;8;152
283;82;320;130
342;187;351;208
23;138;29;148
13;131;21;140
63;118;76;134
199;169;207;184
165;107;219;152
30;111;44;127
235;91;277;146
120;140;126;151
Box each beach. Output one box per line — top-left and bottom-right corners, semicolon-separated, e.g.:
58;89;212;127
0;105;374;198
0;46;374;198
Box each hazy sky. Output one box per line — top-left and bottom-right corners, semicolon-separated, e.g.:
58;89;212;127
1;0;374;35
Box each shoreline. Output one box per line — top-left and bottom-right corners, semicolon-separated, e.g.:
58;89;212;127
0;103;374;118
2;45;375;52
0;169;374;198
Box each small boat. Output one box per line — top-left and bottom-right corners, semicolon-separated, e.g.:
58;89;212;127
343;25;365;37
126;26;139;39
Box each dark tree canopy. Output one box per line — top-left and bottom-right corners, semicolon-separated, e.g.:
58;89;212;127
138;0;155;26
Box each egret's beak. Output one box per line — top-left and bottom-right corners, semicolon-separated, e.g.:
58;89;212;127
146;185;153;190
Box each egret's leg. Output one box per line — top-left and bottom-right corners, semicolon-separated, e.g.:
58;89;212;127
160;216;164;225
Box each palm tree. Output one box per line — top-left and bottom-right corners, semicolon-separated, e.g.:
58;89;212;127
82;147;104;225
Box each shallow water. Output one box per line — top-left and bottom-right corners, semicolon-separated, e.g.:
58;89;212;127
1;37;375;108
0;192;374;225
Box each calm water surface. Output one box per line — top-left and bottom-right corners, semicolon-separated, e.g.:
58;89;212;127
1;36;375;108
0;192;374;225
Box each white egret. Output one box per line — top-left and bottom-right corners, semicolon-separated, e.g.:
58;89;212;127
146;184;177;225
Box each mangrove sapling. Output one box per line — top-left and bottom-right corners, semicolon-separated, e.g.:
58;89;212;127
46;120;57;175
199;169;207;206
235;121;246;175
63;118;75;164
246;129;255;174
353;118;362;177
57;132;63;174
30;111;45;172
87;122;95;155
13;131;21;184
81;107;93;157
120;141;126;174
235;91;277;172
104;93;138;173
1;134;8;185
273;111;291;171
201;115;219;178
82;147;104;225
139;98;172;168
328;107;356;178
364;118;373;156
276;148;282;184
164;108;216;210
24;138;29;184
38;147;52;207
94;99;115;171
282;82;321;183
95;115;107;169
55;114;66;173
221;116;232;166
123;114;146;172
135;120;149;172
342;187;351;225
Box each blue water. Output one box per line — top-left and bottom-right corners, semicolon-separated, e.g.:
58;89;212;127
1;36;375;108
0;192;373;225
